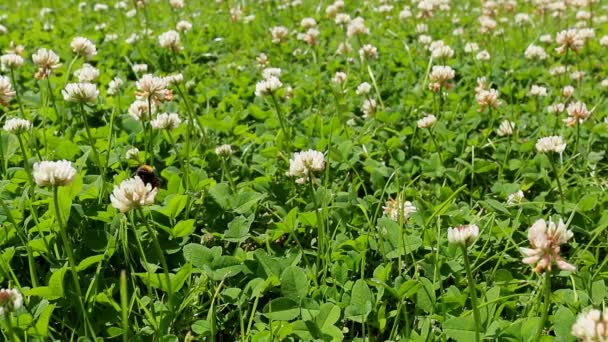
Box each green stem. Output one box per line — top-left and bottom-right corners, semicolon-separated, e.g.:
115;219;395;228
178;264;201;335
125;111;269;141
549;154;565;215
80;104;101;170
136;208;173;299
534;272;552;342
221;158;236;193
46;79;62;133
120;270;129;342
462;245;481;342
3;313;15;342
9;69;25;120
145;98;153;165
270;92;290;142
53;186;95;338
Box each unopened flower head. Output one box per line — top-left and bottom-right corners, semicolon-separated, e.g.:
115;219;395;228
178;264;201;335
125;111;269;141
151;112;181;130
507;190;524;205
33;160;77;187
136;74;172;102
163;73;184;86
286;149;325;184
132;64;148;73
383;196;417;221
447;224;480;247
0;288;22;315
110;176;158;213
125;147;139;160
128;99;156;120
32;48;61;79
3;118;31;134
496;120;514;136
535;136;566;154
417;114;437;129
520;218;575;272
1;53;24;70
62;82;99;103
0;76;15;106
71;37;97;59
571;309;608;342
158;30;182;52
215;144;233;157
254;76;282;97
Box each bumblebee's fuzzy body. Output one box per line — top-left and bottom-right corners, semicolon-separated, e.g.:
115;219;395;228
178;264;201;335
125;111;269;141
136;165;161;189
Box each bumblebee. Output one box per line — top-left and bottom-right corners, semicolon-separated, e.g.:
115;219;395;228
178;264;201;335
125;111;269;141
136;165;162;189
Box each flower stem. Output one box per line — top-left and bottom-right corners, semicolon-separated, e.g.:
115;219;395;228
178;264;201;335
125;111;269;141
221;158;236;193
46;79;62;133
9;69;26;119
534;271;552;342
462;245;481;342
53;186;95;338
270;92;290;142
549;154;565;214
120;270;129;342
79;104;101;167
145;99;154;165
3;313;15;342
136;208;173;299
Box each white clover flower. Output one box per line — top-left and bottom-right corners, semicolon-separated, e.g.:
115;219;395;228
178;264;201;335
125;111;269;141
347;17;369;37
476;89;500;109
33;160;77;187
429;65;455;83
301;17;317;29
270;26;289;43
536;136;566;154
464;42;479;53
62;82;99;103
262;67;282;80
600;35;608;46
132;64;148;73
476;50;491;61
496;120;514;136
547;103;565;114
0;288;23;315
565;101;591;127
335;13;351;25
158;30;182;51
136;74;172;102
128;100;156;120
417;114;437;129
32;48;61;79
176;20;192;32
524;45;548;60
336;42;352;55
286;149;325;184
169;0;184;9
528;85;548;97
3;118;31;134
562;85;574;97
215;144;233;157
163;73;184;85
297;28;319;46
151;112;181;130
70;37;97;60
383;197;417;221
571;309;608;342
521;218;575;272
254;76;282;97
110;176;158;213
356;82;372;96
359;44;378;60
361;98;377;118
447;224;480;246
107;77;124;96
125;33;140;45
555;29;584;54
74;63;100;82
539;34;552;43
332;71;347;85
1;53;23;70
507;190;524;205
0;75;15;106
125;147;139;160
